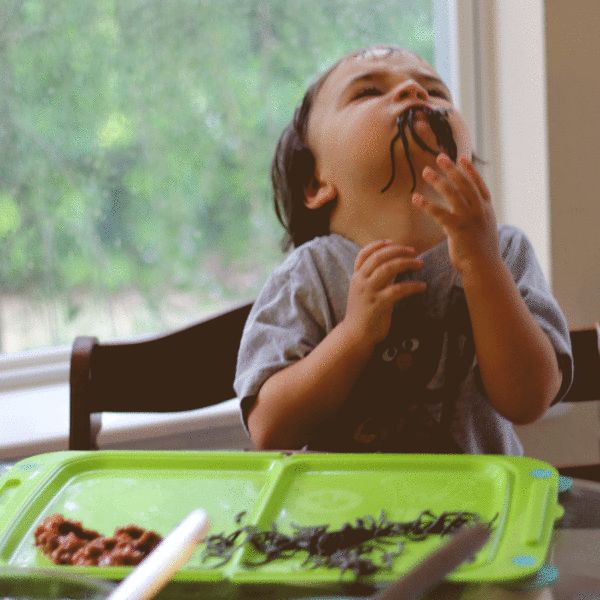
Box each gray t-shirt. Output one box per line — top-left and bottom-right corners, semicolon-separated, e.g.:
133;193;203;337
234;225;573;454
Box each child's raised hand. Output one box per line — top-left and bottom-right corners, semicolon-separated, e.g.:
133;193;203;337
344;240;427;347
412;155;501;276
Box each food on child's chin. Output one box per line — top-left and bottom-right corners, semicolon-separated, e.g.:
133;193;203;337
34;513;162;566
202;509;496;579
381;106;458;193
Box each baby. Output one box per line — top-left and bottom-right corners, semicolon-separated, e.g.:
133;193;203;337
234;45;573;454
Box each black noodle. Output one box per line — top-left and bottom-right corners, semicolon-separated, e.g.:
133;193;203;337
201;510;497;579
381;107;458;194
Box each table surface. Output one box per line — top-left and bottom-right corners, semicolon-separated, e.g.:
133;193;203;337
1;461;600;599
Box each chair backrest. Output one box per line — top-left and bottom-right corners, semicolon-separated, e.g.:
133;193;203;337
555;323;600;482
563;324;600;403
69;301;253;450
70;308;598;451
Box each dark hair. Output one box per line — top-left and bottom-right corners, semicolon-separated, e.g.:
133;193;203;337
271;46;412;251
271;66;335;251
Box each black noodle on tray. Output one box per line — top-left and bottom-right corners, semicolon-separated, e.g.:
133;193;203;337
202;509;497;579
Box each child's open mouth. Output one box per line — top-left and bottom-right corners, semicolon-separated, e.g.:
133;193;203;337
381;106;458;193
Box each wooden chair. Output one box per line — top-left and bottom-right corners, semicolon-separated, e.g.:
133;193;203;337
557;323;600;481
70;307;600;473
69;301;253;450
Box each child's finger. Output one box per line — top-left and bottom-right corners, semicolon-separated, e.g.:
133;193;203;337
359;243;417;278
436;154;480;210
412;192;457;228
370;257;424;290
381;280;428;305
422;166;468;214
459;156;491;201
354;239;393;272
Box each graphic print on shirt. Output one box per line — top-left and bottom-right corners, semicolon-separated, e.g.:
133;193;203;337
316;288;475;453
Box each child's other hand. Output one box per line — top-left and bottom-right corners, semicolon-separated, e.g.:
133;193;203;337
412;155;502;276
344;240;427;347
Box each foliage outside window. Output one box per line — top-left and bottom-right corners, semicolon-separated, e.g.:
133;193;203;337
0;0;436;354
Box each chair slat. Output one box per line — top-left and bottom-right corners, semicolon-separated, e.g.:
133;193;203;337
564;325;600;402
69;302;252;449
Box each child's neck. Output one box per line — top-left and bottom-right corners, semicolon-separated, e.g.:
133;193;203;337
330;194;447;255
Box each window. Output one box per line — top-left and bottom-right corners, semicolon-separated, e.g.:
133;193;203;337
0;0;445;356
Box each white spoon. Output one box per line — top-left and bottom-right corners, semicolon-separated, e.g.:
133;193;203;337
107;509;210;600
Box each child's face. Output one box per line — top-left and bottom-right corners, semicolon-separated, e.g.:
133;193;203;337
306;49;472;210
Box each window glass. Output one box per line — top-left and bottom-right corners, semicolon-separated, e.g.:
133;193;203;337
0;0;440;353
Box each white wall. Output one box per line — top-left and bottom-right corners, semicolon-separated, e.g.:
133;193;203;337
475;0;599;329
473;0;599;463
545;0;600;328
474;0;550;283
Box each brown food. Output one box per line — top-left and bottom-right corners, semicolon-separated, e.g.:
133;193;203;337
34;514;162;566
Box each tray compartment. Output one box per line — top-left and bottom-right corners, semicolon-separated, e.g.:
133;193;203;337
230;453;510;584
0;451;281;581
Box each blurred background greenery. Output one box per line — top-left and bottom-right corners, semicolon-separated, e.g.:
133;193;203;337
0;0;434;353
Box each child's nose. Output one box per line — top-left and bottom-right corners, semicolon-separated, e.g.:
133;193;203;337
394;80;428;102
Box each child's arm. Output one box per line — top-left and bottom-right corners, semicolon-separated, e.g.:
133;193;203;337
247;241;427;449
413;154;562;424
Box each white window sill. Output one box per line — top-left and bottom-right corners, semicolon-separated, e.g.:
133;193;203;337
0;382;252;461
0;346;71;391
1;380;598;467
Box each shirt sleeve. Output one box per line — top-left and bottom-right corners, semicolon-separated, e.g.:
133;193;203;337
500;225;574;405
233;252;329;429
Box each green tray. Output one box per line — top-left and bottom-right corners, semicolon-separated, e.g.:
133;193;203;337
0;451;563;586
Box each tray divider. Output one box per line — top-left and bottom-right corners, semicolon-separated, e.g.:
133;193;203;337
523;481;550;545
224;454;288;580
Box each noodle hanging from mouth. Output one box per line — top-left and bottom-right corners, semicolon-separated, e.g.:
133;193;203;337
381;107;458;193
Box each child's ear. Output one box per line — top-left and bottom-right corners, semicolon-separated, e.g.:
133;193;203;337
304;176;337;210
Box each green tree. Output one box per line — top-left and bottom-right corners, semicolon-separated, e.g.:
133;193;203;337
0;0;434;351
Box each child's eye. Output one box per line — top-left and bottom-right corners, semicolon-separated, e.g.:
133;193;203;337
353;86;381;100
429;89;448;99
